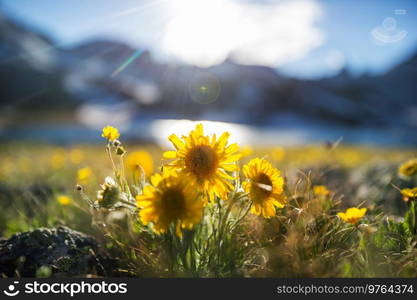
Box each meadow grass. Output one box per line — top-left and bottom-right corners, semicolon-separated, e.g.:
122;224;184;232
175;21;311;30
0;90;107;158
0;133;417;278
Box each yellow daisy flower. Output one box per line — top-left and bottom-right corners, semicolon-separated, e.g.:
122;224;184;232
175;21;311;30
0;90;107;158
162;123;241;203
271;147;285;162
70;148;84;164
101;125;120;142
77;167;92;185
337;207;367;225
240;146;253;158
242;158;286;218
136;171;204;237
126;151;154;178
398;158;417;177
51;148;66;169
313;185;330;196
401;187;417;202
57;195;72;206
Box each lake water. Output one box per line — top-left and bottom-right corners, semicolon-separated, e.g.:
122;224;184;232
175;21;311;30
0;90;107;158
1;118;416;147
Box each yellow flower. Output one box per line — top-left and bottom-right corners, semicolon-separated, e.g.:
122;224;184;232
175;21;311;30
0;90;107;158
51;148;66;169
337;148;361;168
136;171;204;237
398;159;417;177
241;146;253;158
70;148;84;164
271;147;285;162
126;151;154;178
313;185;330;196
242;158;286;218
77;167;92;185
101;125;120;142
162;123;241;203
401;187;417;202
337;207;367;224
57;195;72;206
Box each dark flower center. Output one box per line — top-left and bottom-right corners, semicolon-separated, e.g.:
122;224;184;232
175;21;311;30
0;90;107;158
186;145;218;178
161;188;185;220
251;173;272;201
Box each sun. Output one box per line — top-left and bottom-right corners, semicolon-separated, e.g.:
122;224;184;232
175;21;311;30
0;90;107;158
162;0;239;67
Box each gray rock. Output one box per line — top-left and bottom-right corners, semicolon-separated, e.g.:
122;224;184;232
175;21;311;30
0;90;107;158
0;226;114;277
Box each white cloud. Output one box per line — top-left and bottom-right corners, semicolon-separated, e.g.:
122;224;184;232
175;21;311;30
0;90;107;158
161;0;324;67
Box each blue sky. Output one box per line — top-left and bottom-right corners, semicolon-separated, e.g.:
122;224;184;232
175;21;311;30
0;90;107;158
282;0;417;78
2;0;417;79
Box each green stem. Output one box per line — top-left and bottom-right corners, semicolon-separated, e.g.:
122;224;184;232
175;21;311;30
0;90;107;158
119;199;137;209
106;144;117;172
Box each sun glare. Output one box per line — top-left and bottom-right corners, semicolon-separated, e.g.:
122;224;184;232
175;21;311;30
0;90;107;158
162;0;240;67
150;119;250;147
162;0;323;68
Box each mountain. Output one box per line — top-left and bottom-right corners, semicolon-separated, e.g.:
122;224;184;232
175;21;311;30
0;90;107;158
63;37;417;128
318;53;417;128
0;8;416;144
0;10;75;112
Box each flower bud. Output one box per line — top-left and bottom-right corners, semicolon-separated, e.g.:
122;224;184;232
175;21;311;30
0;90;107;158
116;146;126;156
96;177;120;208
113;139;121;147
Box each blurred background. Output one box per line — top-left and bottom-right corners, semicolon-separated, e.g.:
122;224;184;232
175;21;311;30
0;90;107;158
0;0;416;147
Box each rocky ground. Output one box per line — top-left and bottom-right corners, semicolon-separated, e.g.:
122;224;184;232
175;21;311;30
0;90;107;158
0;226;117;277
